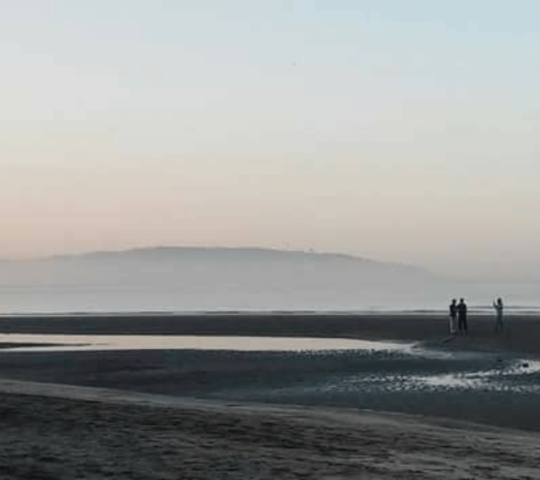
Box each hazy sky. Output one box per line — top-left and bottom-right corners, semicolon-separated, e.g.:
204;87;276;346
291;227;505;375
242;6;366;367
1;1;539;279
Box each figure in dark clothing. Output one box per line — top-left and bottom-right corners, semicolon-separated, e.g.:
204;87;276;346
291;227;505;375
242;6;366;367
457;298;468;333
493;297;504;333
448;299;458;335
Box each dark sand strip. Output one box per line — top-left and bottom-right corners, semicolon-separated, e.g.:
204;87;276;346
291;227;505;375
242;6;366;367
0;379;539;479
0;313;535;354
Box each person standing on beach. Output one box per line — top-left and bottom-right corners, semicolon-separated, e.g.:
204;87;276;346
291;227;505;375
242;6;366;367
449;299;458;335
493;297;504;333
457;298;468;333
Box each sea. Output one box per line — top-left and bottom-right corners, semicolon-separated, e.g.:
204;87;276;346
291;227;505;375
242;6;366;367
0;282;538;315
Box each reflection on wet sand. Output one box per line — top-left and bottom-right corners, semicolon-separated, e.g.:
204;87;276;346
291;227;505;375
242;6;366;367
0;334;408;352
1;333;540;431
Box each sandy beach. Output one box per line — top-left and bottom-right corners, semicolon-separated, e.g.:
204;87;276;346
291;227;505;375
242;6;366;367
0;313;540;479
1;379;540;480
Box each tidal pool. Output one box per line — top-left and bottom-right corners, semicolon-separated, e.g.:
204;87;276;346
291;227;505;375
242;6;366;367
0;334;409;353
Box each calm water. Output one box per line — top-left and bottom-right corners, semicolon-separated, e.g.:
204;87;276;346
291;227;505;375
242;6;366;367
0;334;408;352
1;281;540;314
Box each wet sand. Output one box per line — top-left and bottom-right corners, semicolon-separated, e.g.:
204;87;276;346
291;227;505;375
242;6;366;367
1;343;539;431
1;379;540;480
1;313;540;478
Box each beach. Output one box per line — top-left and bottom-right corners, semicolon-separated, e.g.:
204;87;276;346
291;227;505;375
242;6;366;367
0;313;540;479
2;379;540;480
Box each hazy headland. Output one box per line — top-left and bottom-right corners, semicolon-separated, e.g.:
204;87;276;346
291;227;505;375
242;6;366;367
0;246;536;314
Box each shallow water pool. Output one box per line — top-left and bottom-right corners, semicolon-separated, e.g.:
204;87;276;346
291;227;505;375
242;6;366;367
0;334;409;352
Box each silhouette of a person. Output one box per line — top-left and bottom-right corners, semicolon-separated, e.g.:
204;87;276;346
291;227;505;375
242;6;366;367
449;299;458;335
493;297;504;333
457;298;468;333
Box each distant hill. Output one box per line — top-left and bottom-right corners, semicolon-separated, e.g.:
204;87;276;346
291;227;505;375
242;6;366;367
50;246;428;273
0;247;445;312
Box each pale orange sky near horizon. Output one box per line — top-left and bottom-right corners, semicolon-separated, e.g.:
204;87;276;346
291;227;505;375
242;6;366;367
2;1;540;280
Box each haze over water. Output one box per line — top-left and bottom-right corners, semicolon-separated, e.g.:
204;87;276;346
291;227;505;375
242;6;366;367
0;247;538;314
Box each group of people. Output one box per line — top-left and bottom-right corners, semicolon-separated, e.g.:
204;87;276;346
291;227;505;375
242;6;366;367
447;297;505;335
448;298;468;335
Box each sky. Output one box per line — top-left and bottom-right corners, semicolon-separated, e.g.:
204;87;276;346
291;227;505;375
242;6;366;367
1;1;539;280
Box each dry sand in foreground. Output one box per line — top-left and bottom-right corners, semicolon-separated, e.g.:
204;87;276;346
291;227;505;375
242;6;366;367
0;379;539;480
